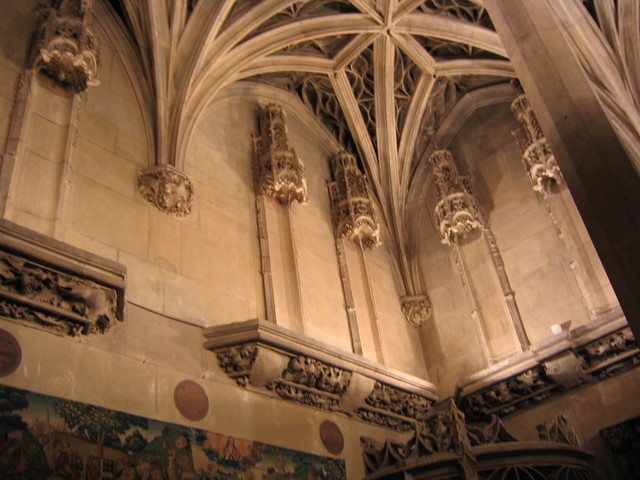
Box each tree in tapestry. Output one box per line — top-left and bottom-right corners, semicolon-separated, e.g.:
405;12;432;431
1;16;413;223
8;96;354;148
0;384;346;480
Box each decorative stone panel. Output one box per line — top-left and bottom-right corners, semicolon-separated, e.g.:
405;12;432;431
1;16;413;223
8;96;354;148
31;0;99;93
252;104;308;205
204;319;438;431
429;148;484;244
511;81;562;191
400;295;432;327
0;220;125;336
137;165;194;217
327;152;380;249
458;315;638;419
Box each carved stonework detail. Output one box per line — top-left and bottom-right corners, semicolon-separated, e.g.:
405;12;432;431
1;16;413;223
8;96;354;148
363;382;433;421
460;323;639;420
537;415;580;446
252;104;308;205
205;320;437;431
137;165;194;217
0;250;119;336
400;295;432;327
429;148;484;244
31;0;99;93
511;81;562;191
216;344;258;387
328;152;380;249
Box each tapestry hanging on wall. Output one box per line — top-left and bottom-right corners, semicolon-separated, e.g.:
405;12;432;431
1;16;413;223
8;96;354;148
0;383;346;480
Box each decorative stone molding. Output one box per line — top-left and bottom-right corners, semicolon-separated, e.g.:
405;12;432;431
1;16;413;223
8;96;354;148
0;219;125;336
510;81;562;191
458;315;638;419
429;148;484;244
361;401;592;479
328;152;380;249
31;0;99;93
137;165;194;217
537;415;580;446
400;295;432;327
203;319;437;431
252;104;308;205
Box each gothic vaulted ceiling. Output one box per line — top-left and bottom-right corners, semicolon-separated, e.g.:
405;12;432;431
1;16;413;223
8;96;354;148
109;0;515;299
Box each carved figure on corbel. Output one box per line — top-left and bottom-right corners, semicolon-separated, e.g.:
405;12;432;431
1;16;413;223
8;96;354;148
137;165;194;217
429;148;484;244
328;152;380;249
0;250;119;336
400;295;432;327
31;0;99;93
252;104;308;205
511;80;562;191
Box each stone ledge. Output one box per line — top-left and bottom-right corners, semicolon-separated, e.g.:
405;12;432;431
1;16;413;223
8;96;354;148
0;219;126;336
203;318;438;431
457;313;638;419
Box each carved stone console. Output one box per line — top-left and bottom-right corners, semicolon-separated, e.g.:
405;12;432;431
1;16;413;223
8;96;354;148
31;0;99;93
400;295;432;328
203;319;437;431
0;220;125;336
137;165;194;217
458;314;638;419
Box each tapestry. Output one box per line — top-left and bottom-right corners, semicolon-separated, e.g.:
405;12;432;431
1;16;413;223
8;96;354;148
0;384;346;480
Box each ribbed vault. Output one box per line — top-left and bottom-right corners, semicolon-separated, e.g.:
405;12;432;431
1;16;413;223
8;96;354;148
109;0;515;314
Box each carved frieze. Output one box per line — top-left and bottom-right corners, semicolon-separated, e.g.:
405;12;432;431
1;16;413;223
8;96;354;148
400;295;432;327
459;321;639;420
429;148;484;244
253;104;308;205
31;0;99;93
137;165;194;217
511;81;562;191
328;152;380;249
204;319;437;431
0;220;125;337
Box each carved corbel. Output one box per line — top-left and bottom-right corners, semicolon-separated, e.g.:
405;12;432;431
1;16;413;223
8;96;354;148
400;295;432;327
252;104;308;205
328;152;380;249
137;165;194;217
31;0;99;93
429;148;484;245
511;80;562;191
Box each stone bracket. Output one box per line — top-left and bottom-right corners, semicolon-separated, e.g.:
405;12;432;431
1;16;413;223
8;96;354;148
0;219;126;336
137;165;194;217
458;314;639;419
203;318;438;431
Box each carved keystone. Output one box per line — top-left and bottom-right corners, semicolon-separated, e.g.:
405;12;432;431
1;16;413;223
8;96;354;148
138;165;194;217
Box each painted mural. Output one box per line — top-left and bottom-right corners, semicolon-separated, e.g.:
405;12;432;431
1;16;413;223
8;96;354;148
0;384;346;480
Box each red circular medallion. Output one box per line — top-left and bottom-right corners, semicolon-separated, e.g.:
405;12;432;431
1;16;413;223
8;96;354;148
0;329;21;377
320;419;344;455
174;379;209;421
